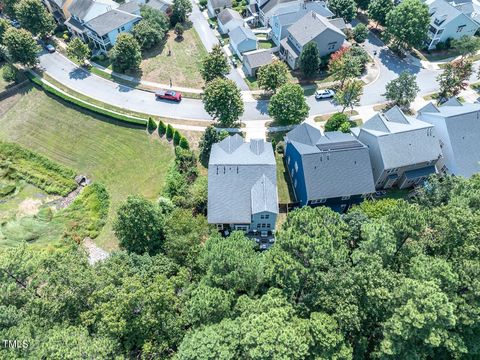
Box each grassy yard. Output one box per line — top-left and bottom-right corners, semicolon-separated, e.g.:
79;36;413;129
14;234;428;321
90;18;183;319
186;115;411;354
0;87;175;250
258;39;276;49
275;153;295;204
139;28;207;89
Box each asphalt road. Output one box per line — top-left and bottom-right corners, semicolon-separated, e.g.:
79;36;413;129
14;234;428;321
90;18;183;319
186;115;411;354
38;51;269;121
39;29;479;122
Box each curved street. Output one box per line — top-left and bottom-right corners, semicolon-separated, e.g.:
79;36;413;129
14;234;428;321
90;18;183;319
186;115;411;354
38;30;479;123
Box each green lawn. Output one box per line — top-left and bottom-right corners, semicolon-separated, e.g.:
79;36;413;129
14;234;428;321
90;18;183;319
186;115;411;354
139;28;207;89
275;153;295;204
258;40;275;49
0;87;175;250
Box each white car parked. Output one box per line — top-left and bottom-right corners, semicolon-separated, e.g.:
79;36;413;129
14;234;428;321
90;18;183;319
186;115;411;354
315;89;335;100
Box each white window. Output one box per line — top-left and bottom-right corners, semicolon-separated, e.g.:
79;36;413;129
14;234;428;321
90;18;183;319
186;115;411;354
341;196;351;201
294;161;298;172
311;198;326;204
287;156;291;165
457;25;466;32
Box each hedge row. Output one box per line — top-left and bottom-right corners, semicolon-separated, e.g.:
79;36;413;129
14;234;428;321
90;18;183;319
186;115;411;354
27;72;147;126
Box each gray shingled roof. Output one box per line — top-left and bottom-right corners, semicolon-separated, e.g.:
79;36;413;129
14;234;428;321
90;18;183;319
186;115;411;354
144;0;172;12
118;1;140;14
260;0;297;15
86;9;140;36
355;106;442;174
208;135;278;224
287;11;344;46
68;0;95;19
218;8;243;25
417;102;480;177
229;26;257;45
427;0;463;26
243;49;273;68
274;1;334;27
286;124;375;199
208;0;232;9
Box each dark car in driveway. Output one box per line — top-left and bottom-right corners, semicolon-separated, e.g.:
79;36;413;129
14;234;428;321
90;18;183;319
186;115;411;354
155;89;182;102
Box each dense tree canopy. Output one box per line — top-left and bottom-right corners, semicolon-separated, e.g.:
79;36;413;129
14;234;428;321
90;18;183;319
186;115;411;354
200;45;229;82
202;77;244;127
15;0;55;37
299;42;321;78
3;28;39;66
384;71;420;110
3;174;480;359
66;37;91;63
368;0;394;26
110;33;142;73
257;60;288;92
384;0;430;49
268;83;309;125
328;0;357;22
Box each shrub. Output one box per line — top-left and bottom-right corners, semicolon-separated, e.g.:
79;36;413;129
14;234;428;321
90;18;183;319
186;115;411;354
352;23;368;43
325;112;349;132
2;64;17;83
63;33;70;42
174;23;184;38
179;136;189;150
158;120;167;136
147;117;157;132
173;130;181;146
166;124;174;139
271;138;277;153
276;141;285;154
199;0;207;6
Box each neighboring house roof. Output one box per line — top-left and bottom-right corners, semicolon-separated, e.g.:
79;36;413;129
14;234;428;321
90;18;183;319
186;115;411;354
144;0;173;12
427;0;479;28
229;26;257;45
286;124;375;199
417;101;480;177
86;9;140;36
65;16;86;31
260;0;296;15
273;1;334;26
352;106;442;171
287;11;345;47
208;135;278;224
118;1;140;14
243;49;273;68
68;0;118;21
49;0;68;8
208;0;233;9
218;8;243;25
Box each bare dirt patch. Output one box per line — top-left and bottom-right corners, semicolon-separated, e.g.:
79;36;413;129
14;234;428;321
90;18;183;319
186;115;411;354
17;198;42;217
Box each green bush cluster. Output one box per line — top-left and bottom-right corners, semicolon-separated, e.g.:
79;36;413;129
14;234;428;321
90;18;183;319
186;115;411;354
173;130;181;146
147;117;157;132
158;120;167;136
61;183;110;243
166;124;174;139
0;142;77;196
179;136;189;150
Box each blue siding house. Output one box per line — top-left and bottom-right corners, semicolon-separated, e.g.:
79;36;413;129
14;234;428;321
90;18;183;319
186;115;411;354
285;124;375;212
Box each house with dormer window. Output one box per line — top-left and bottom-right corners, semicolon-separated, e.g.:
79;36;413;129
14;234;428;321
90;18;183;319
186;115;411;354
207;135;279;234
425;0;478;50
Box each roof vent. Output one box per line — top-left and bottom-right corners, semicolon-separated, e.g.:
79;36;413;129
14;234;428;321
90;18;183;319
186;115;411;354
250;139;265;155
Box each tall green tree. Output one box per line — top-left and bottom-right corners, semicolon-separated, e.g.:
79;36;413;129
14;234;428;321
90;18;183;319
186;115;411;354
328;0;357;21
0;0;18;18
352;23;368;43
437;58;473;101
198;125;229;166
452;35;480;58
3;28;39;66
334;79;363;112
132;19;164;50
109;33;142;73
384;0;430;49
0;18;12;44
113;195;165;255
140;5;170;32
299;42;321;78
257;60;288;93
202;77;244;127
15;0;55;37
329;53;362;88
200;44;229;82
66;37;91;64
368;0;394;26
268;83;309;125
171;0;192;25
384;71;419;110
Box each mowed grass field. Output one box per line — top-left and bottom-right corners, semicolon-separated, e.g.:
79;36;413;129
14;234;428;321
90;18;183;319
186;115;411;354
0;86;175;250
139;28;207;89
